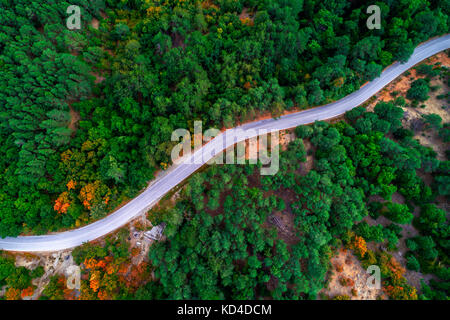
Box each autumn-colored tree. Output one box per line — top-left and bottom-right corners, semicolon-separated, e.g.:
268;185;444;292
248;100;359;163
240;17;254;27
54;192;70;214
118;263;130;275
387;257;405;283
131;247;140;257
146;5;162;17
63;287;76;300
376;253;418;300
379;253;405;282
67;180;77;191
97;259;107;269
122;262;150;290
333;295;350;300
90;276;100;293
20;286;34;299
384;283;418;300
84;258;98;270
5;287;21;300
339;276;355;287
78;281;97;300
98;289;109;300
79;182;100;210
350;235;367;258
333;77;345;88
105;263;117;275
361;249;377;269
60;149;73;163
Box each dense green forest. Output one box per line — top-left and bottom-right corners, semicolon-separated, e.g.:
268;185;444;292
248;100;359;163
126;98;447;300
0;1;448;245
24;93;447;300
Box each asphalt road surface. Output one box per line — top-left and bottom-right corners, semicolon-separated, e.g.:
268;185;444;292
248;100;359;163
1;35;449;252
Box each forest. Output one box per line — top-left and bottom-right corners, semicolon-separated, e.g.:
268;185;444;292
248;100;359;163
0;0;449;237
10;89;446;300
129;97;448;300
0;0;448;301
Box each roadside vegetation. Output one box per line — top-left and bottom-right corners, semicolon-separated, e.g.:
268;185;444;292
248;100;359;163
0;0;448;301
4;86;447;300
0;0;449;237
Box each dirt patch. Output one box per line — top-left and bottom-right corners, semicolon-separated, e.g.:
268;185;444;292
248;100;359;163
171;32;186;49
265;187;300;246
298;139;314;176
91;71;106;84
321;248;383;300
201;0;220;11
239;8;254;26
363;214;391;228
391;192;406;204
91;18;99;29
128;218;156;266
404;74;449;160
12;250;77;300
279;130;296;151
99;10;108;20
239;8;251;20
68;104;80;134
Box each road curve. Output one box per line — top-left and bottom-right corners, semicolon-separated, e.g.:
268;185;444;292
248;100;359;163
1;35;449;252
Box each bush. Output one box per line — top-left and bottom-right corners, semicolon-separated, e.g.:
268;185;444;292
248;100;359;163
406;255;420;271
30;266;45;279
406;238;418;251
383;203;414;224
438;123;450;142
394;96;406;106
407;79;430;101
368;201;382;219
345;106;366;121
415;64;439;78
422;114;443;130
295;125;313;139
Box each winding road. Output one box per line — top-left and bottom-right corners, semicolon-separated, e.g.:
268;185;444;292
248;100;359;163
1;35;449;252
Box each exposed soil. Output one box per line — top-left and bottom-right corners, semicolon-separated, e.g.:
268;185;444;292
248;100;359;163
368;51;450;160
171;32;186;49
91;18;99;29
321;248;384;300
279;130;296;151
298;139;314;176
68;104;80;134
361;200;436;293
91;71;106;84
239;8;255;25
12;250;77;300
6;216;158;300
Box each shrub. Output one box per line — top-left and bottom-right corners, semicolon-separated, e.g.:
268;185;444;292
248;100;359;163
407;78;430;101
406;255;420;271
